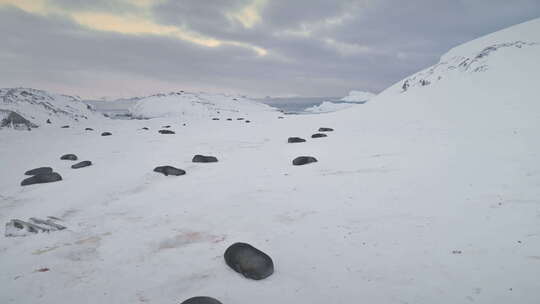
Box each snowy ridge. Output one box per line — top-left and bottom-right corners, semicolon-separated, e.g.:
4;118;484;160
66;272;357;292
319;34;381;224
0;88;99;128
399;18;540;93
129;91;277;120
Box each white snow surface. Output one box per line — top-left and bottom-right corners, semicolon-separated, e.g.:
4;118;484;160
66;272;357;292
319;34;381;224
304;101;357;113
129;91;277;120
339;90;375;103
0;88;100;127
1;18;540;304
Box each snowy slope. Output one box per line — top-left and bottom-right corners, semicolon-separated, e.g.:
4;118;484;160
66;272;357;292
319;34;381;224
0;18;539;304
0;88;99;128
129;91;277;120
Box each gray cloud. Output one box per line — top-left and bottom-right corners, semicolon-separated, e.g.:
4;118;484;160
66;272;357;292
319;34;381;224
0;1;539;99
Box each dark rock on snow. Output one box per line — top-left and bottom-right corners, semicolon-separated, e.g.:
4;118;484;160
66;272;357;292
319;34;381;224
21;172;62;186
159;129;175;134
25;167;53;176
292;156;318;166
192;155;218;163
46;119;51;124
60;154;78;161
181;297;223;304
224;242;274;280
153;166;186;176
288;137;306;143
318;127;334;132
311;133;327;138
72;161;92;169
101;132;112;136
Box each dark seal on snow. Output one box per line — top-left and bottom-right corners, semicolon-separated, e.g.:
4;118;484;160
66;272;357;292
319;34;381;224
25;167;53;176
142;127;149;130
72;161;92;169
311;133;327;138
192;155;218;163
159;129;175;134
21;172;62;186
212;118;220;121
60;154;78;161
153;166;186;176
292;156;318;166
181;297;222;304
101;132;112;136
288;137;306;143
224;242;274;280
318;127;334;132
61;125;70;128
85;127;94;131
226;118;233;121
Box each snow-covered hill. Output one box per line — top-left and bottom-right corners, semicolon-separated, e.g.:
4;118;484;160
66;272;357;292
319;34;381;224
128;91;277;120
399;19;539;93
0;88;98;128
1;18;539;304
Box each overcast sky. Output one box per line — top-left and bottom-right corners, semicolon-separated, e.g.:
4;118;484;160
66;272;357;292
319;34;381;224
0;0;539;99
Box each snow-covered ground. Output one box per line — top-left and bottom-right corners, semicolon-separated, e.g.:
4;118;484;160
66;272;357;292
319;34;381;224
1;18;540;304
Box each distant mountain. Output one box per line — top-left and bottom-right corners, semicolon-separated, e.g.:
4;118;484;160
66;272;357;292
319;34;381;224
339;91;375;103
0;88;98;129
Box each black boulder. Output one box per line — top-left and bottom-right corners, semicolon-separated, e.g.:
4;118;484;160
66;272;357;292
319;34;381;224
318;127;334;132
21;172;62;186
153;166;186;176
72;161;92;169
159;129;175;134
224;242;274;280
181;297;222;304
25;167;53;176
292;156;318;166
288;137;306;143
60;154;78;161
192;155;218;163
